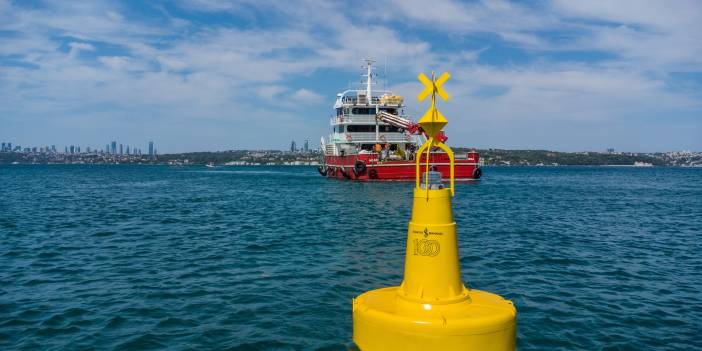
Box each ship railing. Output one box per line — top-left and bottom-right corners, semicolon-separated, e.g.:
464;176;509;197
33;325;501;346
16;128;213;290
341;96;382;104
331;114;413;125
334;132;408;143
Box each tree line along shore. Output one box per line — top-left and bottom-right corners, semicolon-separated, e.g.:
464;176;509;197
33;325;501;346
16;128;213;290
456;149;700;167
1;149;700;167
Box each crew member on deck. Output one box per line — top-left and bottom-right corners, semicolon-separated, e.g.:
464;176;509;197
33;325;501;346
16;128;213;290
374;143;382;160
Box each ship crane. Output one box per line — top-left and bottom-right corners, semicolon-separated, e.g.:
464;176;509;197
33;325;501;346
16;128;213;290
375;110;448;143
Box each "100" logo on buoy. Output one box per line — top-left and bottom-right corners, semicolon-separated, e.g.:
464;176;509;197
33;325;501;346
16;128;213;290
413;239;440;257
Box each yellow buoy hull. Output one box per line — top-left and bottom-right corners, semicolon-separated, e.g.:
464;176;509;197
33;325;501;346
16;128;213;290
353;188;516;350
353;287;516;351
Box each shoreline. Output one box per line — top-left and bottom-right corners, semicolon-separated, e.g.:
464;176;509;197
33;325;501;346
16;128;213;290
2;163;701;168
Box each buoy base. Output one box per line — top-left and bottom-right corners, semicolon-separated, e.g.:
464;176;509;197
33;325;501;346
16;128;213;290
353;287;516;351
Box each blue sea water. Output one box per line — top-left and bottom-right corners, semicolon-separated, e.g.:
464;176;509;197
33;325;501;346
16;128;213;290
1;165;701;350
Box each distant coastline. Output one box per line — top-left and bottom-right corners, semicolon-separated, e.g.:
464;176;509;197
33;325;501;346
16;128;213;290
1;148;700;167
456;148;701;167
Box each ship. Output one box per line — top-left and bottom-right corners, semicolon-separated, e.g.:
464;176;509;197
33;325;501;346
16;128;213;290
318;59;482;181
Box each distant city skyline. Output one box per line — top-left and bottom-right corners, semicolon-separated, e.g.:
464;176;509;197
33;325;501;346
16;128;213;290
0;139;153;156
3;137;700;155
1;1;701;153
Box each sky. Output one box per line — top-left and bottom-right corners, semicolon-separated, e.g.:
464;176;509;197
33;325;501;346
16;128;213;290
1;0;701;153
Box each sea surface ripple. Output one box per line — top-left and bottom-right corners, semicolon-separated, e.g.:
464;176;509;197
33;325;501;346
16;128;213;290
1;165;701;350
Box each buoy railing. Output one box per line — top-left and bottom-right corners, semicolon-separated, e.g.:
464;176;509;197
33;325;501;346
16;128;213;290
415;136;455;196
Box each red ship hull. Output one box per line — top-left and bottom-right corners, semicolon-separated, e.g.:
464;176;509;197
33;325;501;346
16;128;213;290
319;151;481;181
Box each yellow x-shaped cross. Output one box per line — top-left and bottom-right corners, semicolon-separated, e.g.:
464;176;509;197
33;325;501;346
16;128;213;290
417;72;450;101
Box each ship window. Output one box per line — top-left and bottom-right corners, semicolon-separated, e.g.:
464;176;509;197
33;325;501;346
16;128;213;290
336;108;342;116
336;125;345;133
379;125;401;133
379;107;397;114
352;107;377;115
347;125;375;133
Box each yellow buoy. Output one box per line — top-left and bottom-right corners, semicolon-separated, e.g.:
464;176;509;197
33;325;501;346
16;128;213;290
352;72;516;350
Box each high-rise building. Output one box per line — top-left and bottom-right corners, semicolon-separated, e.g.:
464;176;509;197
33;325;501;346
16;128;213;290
126;146;130;155
111;141;117;155
304;139;309;152
290;140;296;152
148;141;154;158
119;144;123;155
77;146;81;153
1;143;5;151
65;146;69;153
7;143;11;151
86;146;91;153
70;145;75;154
51;145;56;153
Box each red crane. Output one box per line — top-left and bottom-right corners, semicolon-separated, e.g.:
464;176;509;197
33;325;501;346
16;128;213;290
375;110;448;143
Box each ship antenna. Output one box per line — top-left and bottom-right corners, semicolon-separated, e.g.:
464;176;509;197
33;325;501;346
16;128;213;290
384;55;387;92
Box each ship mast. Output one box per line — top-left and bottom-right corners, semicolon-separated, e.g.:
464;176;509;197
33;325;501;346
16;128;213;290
364;58;375;99
364;58;379;142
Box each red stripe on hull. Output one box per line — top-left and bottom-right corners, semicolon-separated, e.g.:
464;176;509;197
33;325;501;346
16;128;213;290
321;152;481;181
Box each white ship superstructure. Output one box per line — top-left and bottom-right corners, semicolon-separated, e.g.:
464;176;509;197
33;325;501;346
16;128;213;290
321;59;423;158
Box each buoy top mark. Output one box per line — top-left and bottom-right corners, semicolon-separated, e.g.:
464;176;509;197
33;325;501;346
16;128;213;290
417;71;450;138
417;72;450;102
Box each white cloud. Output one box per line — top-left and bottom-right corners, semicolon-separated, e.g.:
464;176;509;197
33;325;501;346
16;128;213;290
550;1;702;71
68;42;93;51
98;56;136;71
156;56;188;71
68;42;94;53
291;88;323;104
257;85;287;100
0;0;700;151
371;0;556;47
176;0;240;12
388;61;700;151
